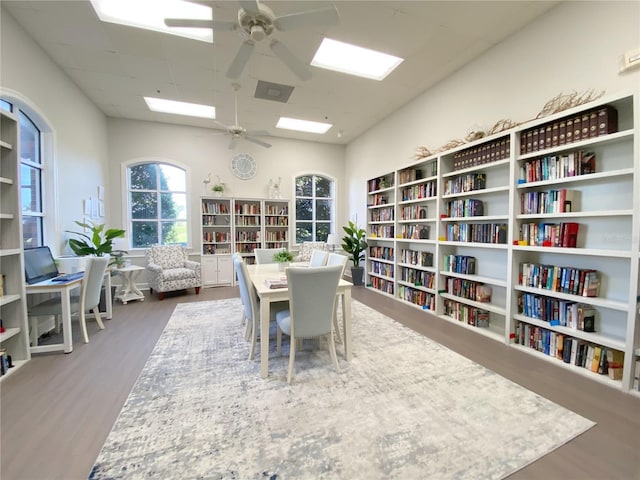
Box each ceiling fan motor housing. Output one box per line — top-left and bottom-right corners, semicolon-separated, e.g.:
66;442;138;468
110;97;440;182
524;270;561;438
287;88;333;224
238;4;275;41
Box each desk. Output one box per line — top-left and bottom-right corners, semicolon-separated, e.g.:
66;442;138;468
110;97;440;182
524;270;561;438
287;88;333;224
113;265;145;304
26;273;112;354
247;263;352;379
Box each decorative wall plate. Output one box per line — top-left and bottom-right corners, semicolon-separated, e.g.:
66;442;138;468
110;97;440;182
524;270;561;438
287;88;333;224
231;153;257;179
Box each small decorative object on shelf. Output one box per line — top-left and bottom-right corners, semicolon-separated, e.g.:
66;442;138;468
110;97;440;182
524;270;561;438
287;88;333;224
211;175;227;197
269;177;282;199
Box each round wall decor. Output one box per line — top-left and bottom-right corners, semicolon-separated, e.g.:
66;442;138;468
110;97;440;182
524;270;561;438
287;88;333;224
231;153;257;180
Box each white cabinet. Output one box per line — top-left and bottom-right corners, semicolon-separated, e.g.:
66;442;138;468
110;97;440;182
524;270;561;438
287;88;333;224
201;255;233;287
0;110;30;380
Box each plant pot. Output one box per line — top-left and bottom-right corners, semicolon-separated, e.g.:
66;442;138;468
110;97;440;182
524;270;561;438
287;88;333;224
278;262;290;272
351;266;365;286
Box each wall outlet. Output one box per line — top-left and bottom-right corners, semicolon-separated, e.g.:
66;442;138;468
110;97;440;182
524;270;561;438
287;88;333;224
619;47;640;73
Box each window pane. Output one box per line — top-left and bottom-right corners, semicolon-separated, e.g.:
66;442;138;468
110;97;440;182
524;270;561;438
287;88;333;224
316;199;331;220
316;223;330;242
159;164;186;191
19;112;41;165
20;164;42;213
296;223;312;243
22;216;43;248
129;164;157;190
316;176;331;197
161;221;187;245
296;199;312;220
131;192;157;219
296;175;312;197
1;99;12;112
131;221;158;248
160;192;186;220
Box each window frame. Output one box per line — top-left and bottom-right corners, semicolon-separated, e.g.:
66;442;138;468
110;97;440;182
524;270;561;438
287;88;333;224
294;173;336;245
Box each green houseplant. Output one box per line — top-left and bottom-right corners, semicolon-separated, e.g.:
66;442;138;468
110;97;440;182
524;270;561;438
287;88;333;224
341;221;368;285
273;249;294;271
67;220;126;265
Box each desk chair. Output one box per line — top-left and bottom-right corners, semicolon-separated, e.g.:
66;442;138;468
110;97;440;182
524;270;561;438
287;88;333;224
28;255;110;344
275;264;343;383
254;247;285;265
308;249;329;266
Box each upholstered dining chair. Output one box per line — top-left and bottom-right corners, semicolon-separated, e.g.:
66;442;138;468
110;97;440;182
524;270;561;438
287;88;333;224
326;252;348;343
232;253;252;341
254;247;285;265
275;264;343;383
145;245;201;300
308;249;329;267
28;255;110;344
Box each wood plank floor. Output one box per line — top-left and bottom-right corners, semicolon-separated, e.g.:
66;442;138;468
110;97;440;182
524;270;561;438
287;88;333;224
1;286;639;480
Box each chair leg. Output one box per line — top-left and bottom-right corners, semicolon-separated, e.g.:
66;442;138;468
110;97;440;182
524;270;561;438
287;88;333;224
79;311;90;344
243;315;252;342
248;318;258;361
158;292;165;300
276;325;282;356
287;334;296;384
195;286;201;295
93;306;105;330
328;332;341;374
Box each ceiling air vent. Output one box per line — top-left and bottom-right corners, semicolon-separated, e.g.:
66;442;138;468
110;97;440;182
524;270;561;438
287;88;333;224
254;80;294;103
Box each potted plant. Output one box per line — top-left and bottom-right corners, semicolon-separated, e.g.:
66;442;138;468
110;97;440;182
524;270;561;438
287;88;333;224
341;221;368;285
67;220;127;267
273;249;294;271
212;175;226;196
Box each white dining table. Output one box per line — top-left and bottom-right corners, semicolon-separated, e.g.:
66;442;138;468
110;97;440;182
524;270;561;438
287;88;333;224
246;263;353;379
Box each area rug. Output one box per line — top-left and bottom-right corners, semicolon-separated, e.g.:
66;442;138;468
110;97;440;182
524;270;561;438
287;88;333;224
89;298;594;480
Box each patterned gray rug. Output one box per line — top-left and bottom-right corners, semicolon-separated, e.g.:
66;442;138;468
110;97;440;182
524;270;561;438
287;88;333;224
89;298;594;479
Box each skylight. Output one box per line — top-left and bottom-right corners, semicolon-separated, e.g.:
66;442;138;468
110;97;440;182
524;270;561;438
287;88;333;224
144;97;216;119
90;0;213;43
276;117;332;134
311;38;404;81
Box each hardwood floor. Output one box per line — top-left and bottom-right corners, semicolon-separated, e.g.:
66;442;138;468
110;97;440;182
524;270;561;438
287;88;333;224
1;286;639;480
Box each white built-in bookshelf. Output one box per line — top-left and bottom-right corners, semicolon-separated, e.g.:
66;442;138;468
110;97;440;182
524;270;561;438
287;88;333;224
365;91;640;394
200;197;290;286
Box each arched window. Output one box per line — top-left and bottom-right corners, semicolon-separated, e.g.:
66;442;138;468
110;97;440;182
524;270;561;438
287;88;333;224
126;162;188;248
295;174;335;243
1;99;44;248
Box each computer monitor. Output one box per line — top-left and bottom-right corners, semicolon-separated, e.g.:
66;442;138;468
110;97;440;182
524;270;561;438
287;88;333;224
24;246;60;284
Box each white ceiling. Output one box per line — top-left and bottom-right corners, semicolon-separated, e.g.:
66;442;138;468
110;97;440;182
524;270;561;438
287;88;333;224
3;0;559;145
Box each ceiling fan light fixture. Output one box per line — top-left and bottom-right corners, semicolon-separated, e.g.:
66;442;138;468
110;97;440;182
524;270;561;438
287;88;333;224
250;24;266;42
276;117;332;134
144;97;216;119
311;38;404;81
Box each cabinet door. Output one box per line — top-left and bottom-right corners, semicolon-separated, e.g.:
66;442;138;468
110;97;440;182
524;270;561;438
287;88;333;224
201;256;219;286
216;256;234;285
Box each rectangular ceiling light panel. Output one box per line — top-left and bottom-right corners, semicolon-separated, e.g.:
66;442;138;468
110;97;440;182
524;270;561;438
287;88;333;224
144;97;216;119
90;0;213;43
311;38;404;81
276;117;332;134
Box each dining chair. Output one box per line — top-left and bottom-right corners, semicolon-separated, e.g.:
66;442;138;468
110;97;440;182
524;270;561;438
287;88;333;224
254;247;285;265
28;255;110;344
308;249;329;267
275;264;343;383
232;253;252;341
326;252;348;343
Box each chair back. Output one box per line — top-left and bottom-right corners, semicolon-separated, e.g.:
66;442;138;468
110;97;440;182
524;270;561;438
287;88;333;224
286;265;342;338
145;245;186;268
80;255;110;311
254;247;285;265
308;249;328;267
326;252;347;275
234;255;258;323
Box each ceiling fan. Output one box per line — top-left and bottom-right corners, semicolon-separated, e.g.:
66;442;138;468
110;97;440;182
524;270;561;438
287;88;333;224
165;0;339;81
213;83;272;149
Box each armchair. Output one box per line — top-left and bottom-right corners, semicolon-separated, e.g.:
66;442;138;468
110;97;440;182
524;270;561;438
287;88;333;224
145;245;201;300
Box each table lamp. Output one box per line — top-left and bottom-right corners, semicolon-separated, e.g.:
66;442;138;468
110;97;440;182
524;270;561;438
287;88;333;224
327;233;342;252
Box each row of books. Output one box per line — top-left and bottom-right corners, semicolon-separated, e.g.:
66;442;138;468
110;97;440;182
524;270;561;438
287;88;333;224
0;349;13;377
399;205;428;221
444;172;486;195
368;193;390;206
445;278;491;302
518;150;596;184
519;105;618;154
202;217;230;227
518;221;579;248
202;232;231;243
369;246;394;261
202;245;230;255
520;189;578;215
369;259;394;278
265;205;288;215
235;231;261;242
235;216;261;226
519;262;600;297
370;206;394;222
235;242;261;254
399;181;437;202
399;268;434;288
398;285;436;310
444;223;507;244
265;232;288;241
398;225;430;240
369;225;394;238
369;276;394;295
451;136;510;171
202;202;230;214
367;176;394;193
442;254;476;274
518;293;596;332
516;322;623;379
442;300;490;327
444;198;484;218
234;203;261;215
398;162;438;184
264;217;288;226
400;249;433;267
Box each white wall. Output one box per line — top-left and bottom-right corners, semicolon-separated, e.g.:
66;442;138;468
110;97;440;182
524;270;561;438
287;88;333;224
345;1;640;227
0;8;109;255
107;118;346;254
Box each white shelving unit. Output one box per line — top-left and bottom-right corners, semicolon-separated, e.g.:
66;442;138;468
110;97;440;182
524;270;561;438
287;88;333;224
0;109;30;380
200;196;233;287
364;91;640;394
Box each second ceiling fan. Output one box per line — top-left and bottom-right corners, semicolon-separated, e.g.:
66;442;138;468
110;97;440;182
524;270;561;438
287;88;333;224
165;0;339;81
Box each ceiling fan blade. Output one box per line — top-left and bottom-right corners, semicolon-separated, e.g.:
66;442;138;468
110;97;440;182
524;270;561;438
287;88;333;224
238;0;260;17
244;135;272;148
164;18;236;30
226;41;255;79
212;120;231;130
274;6;340;31
269;39;312;81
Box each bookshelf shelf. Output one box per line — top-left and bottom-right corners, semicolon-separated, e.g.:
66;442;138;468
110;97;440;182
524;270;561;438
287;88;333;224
364;91;640;394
